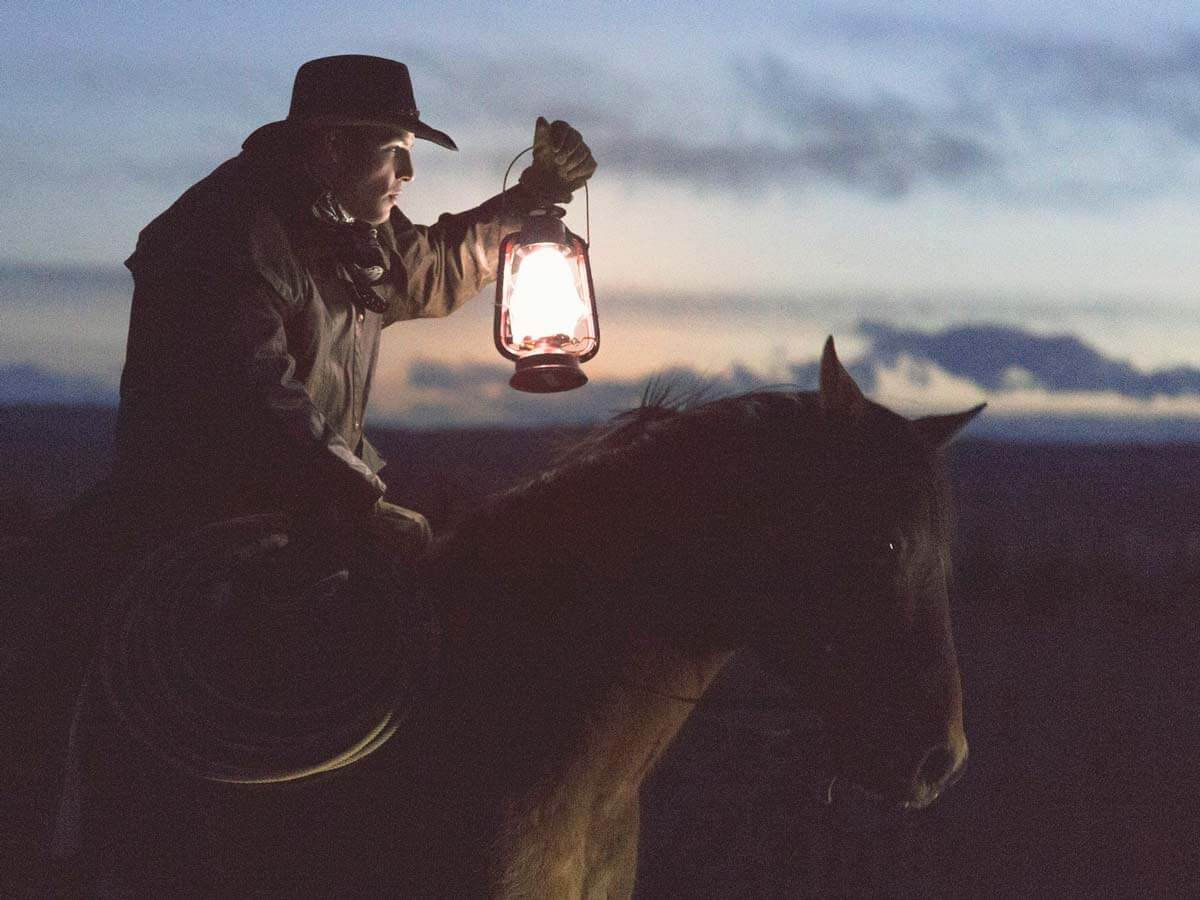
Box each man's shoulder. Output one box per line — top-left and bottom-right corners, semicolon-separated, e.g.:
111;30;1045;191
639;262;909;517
127;153;299;279
145;154;263;230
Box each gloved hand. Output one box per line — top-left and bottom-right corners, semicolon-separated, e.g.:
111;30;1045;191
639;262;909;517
295;494;432;565
518;116;597;204
359;498;433;559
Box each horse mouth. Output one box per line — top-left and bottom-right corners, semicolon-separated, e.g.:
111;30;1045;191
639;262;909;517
801;757;966;830
843;778;935;812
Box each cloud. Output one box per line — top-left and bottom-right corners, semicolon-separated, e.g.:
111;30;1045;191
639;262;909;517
8;52;282;130
407;359;509;392
414;320;1200;418
393;358;642;428
793;321;1200;438
856;321;1200;398
381;320;1200;440
386;46;646;135
5;314;1200;442
0;262;130;296
0;52;283;197
388;358;771;429
974;31;1200;140
595;129;997;199
0;363;116;405
728;54;1001;198
587;23;1200;204
807;9;1200;137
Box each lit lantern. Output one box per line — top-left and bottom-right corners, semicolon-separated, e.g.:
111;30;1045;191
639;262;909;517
494;206;599;393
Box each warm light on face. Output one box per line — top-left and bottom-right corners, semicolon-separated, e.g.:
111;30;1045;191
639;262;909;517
507;243;588;347
329;128;415;225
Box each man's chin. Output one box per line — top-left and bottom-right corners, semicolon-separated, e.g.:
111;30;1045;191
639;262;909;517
342;201;393;226
366;204;394;225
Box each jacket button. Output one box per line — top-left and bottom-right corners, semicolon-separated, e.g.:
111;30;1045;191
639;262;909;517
357;311;364;323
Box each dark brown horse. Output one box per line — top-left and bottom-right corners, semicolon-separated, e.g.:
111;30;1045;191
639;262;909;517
68;337;979;897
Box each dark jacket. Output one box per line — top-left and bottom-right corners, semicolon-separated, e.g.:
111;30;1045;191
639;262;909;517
112;148;537;538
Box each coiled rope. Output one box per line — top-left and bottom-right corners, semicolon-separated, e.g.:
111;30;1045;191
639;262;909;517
97;514;439;784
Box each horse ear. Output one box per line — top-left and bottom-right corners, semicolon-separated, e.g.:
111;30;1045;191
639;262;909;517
819;336;866;417
913;403;987;449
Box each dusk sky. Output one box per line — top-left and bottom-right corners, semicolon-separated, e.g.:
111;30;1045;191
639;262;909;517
3;1;1200;428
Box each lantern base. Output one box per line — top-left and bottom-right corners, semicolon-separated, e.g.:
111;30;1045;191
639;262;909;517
510;353;588;393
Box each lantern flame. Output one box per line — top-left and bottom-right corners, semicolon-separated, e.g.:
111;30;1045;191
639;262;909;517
507;243;588;348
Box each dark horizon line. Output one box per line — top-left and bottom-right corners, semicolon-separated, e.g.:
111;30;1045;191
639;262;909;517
2;402;1198;446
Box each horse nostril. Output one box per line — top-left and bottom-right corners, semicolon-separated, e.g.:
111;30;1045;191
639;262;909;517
916;743;957;788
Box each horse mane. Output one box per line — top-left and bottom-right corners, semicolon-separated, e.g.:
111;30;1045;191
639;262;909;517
544;375;721;469
427;383;821;601
428;377;959;610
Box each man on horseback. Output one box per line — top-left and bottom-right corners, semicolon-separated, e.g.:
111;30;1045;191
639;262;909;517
110;54;596;567
4;54;594;894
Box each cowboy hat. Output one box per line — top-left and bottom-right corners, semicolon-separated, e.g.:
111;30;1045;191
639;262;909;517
242;54;457;151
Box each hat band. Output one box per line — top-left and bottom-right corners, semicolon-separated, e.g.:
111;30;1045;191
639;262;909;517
290;106;421;122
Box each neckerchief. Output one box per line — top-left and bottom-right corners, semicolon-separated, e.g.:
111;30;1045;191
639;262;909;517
310;191;390;313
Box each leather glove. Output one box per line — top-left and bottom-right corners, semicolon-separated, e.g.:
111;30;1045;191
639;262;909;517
359;498;433;559
293;492;430;564
518;116;597;204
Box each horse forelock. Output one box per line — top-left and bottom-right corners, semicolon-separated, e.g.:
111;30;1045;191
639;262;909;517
800;398;956;578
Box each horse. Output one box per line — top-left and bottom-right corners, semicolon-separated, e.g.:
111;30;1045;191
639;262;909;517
59;337;979;897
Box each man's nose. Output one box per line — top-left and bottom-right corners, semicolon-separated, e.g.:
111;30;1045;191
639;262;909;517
395;151;414;182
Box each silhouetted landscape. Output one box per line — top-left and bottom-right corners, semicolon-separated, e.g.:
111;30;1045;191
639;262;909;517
3;406;1199;897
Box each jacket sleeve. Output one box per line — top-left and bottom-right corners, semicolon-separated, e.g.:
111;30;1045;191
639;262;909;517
379;185;542;327
225;220;387;515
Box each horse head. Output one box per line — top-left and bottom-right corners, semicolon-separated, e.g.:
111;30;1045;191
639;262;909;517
521;337;978;814
748;337;979;812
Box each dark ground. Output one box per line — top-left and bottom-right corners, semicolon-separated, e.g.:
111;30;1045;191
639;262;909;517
2;406;1199;898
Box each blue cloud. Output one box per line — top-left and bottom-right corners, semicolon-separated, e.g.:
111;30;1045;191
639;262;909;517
398;359;775;429
0;363;116;405
855;321;1200;398
591;25;1200;203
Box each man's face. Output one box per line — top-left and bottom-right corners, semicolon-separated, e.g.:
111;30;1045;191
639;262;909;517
328;128;415;225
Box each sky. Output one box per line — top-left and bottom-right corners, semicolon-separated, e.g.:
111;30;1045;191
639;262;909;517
3;1;1200;431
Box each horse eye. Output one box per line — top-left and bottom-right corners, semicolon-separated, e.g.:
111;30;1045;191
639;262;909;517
863;533;906;574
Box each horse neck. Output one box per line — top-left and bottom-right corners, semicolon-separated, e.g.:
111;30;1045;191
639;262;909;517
421;511;736;890
423;523;735;772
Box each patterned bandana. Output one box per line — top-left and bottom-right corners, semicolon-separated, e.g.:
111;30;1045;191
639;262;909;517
311;191;390;313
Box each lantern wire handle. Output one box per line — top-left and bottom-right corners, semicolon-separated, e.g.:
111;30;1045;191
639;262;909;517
501;146;591;246
500;146;532;197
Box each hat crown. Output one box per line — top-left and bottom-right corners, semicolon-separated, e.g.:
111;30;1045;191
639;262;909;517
288;54;419;123
241;54;457;152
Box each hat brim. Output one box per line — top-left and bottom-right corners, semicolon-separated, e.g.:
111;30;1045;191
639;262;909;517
242;116;457;152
